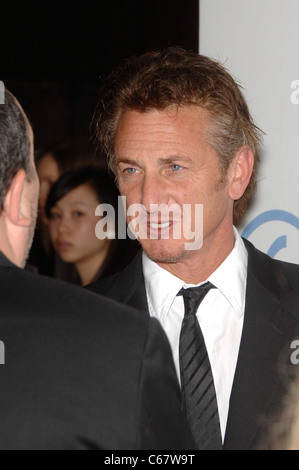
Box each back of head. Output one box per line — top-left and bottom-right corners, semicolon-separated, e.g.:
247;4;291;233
0;89;31;211
94;47;264;223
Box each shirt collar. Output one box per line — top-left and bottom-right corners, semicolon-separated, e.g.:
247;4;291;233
143;253;185;323
142;227;248;321
208;227;248;319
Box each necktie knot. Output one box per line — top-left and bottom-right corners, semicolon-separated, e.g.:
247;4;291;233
178;282;216;317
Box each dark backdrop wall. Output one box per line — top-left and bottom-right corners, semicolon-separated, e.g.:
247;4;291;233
1;0;199;152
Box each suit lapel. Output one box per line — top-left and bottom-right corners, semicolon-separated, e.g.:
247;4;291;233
224;240;299;449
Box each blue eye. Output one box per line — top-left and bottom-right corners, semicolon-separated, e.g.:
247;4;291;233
125;168;138;175
170;165;183;171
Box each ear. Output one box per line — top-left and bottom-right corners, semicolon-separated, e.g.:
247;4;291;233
228;146;254;201
3;169;31;227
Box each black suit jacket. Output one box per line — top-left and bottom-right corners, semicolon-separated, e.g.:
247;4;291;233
0;252;195;450
87;239;299;450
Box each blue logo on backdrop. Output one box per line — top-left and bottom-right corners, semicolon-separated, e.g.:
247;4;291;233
241;210;299;259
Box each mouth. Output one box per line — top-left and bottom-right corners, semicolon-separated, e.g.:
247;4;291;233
149;221;172;230
145;220;178;240
128;211;182;240
56;241;73;252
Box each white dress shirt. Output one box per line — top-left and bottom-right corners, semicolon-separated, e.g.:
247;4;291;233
142;227;248;442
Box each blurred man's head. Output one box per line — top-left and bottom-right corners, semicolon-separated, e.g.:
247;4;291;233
0;88;39;267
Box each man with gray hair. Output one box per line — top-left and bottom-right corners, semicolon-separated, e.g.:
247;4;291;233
89;47;299;449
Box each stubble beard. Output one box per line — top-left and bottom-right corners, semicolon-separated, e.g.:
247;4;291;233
142;242;187;265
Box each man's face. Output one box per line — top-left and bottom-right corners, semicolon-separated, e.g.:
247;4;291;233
115;105;234;266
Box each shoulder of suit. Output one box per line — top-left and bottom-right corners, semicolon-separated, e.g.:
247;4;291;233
244;237;299;301
244;237;299;273
0;263;149;331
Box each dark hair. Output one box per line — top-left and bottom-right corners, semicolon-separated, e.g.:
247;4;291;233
0;88;31;211
46;166;118;218
94;46;264;224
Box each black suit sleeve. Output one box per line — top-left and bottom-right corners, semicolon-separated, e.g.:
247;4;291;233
137;318;196;450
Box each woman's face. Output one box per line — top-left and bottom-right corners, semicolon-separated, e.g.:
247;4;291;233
37;154;61;224
48;184;109;264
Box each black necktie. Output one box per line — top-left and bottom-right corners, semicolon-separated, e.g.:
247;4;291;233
178;282;222;450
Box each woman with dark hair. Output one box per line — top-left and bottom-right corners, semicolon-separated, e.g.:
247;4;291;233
29;138;106;276
37;138;106;225
46;166;138;286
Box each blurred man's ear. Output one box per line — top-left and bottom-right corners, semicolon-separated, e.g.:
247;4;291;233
3;169;31;227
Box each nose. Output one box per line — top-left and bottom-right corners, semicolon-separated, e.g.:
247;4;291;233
140;173;169;213
57;216;71;233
